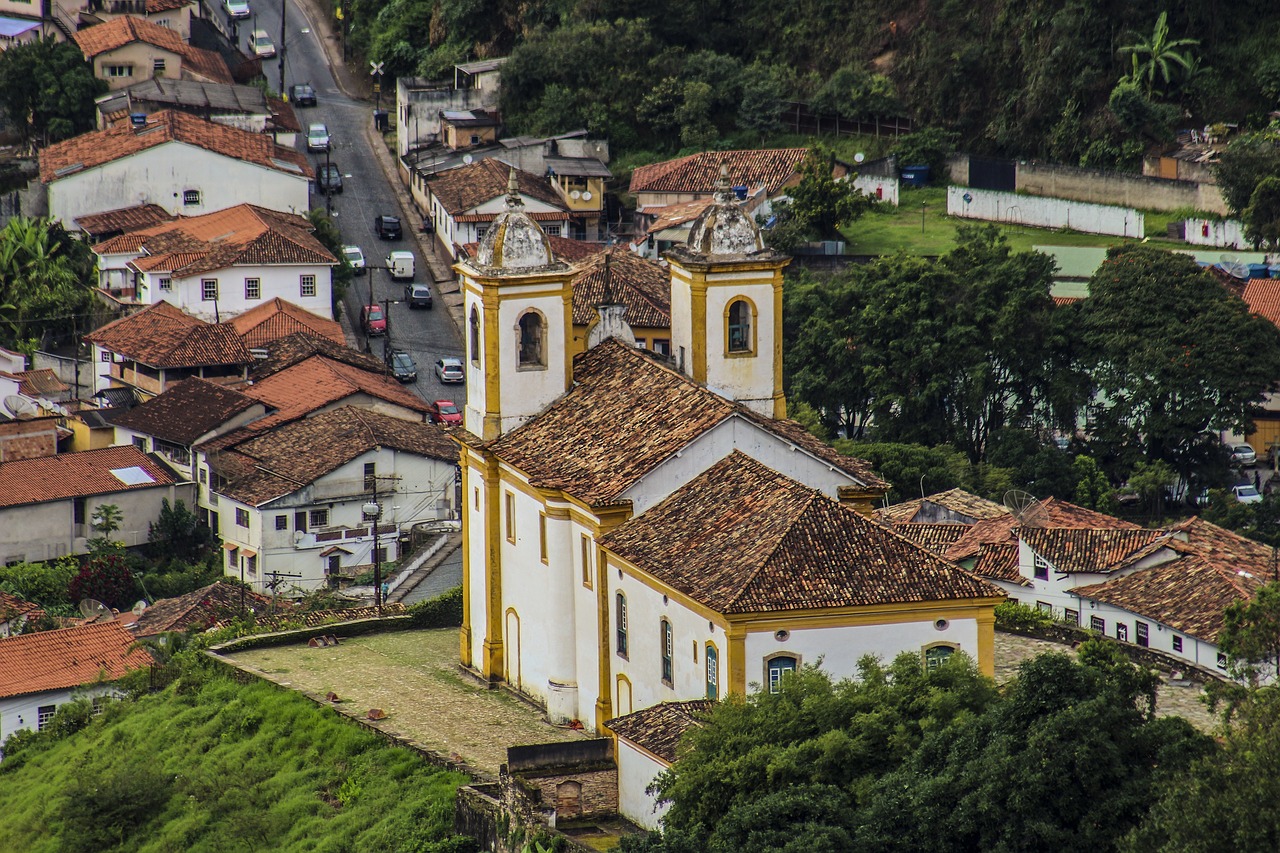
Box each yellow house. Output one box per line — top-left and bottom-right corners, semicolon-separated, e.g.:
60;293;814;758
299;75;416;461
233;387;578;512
546;154;611;241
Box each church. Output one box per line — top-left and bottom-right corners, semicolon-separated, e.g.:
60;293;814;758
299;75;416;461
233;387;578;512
455;170;1004;732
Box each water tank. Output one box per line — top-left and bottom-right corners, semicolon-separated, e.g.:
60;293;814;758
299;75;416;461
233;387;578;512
899;164;931;188
129;113;147;128
732;185;748;201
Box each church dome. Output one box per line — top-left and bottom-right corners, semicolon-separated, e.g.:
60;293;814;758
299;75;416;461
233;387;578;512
475;168;556;270
684;166;765;256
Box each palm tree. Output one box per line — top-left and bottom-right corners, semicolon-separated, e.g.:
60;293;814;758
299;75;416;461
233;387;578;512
1119;12;1199;97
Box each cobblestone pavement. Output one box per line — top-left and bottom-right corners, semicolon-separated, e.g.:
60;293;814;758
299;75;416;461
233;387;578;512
995;631;1219;732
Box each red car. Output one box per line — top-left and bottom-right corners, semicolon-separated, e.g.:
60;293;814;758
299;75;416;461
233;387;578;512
360;304;386;336
430;399;462;425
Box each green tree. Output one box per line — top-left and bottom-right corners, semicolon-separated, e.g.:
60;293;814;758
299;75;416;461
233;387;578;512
676;81;717;150
1079;246;1280;487
1126;459;1175;523
69;553;140;609
737;62;787;140
1219;582;1280;685
0;38;105;147
147;499;216;566
832;441;974;503
1072;455;1118;512
1118;12;1199;97
0;217;98;352
85;503;123;555
1213;131;1280;218
1243;175;1280;250
0;557;77;609
782;147;872;242
306;209;352;318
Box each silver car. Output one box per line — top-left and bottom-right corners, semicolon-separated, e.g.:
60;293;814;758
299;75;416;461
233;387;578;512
306;123;330;152
435;357;464;383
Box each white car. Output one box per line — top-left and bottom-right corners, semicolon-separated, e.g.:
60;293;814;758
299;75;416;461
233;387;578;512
224;0;250;18
386;250;414;281
1234;483;1263;504
306;123;330;152
342;245;365;275
251;29;275;59
1231;444;1257;465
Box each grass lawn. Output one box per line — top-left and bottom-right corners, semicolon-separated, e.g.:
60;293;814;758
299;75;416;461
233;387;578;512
842;186;1189;256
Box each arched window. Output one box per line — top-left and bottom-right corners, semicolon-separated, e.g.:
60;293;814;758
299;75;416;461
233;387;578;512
705;643;718;700
727;299;752;353
615;592;628;657
923;643;957;672
469;306;481;365
767;655;797;693
660;620;673;685
518;311;545;367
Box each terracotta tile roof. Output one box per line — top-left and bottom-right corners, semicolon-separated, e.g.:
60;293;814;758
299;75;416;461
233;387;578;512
972;543;1027;585
0;621;153;699
645;197;713;234
146;0;192;11
109;377;259;445
570;247;670;328
629;148;808;196
1052;295;1083;307
228;298;344;348
133;580;277;637
40;110;311;184
602;453;1002;614
248;333;384;380
96;204;335;278
944;497;1138;562
242;354;430;429
0;445;178;508
878;488;1011;526
1072;518;1270;642
453;211;569;223
207;602;405;633
266;96;300;133
0;590;39;620
426;158;566;215
1018;528;1170;574
607;700;715;764
208;406;456;505
72;16;231;84
85;301;252;368
75;203;175;240
1242;278;1280;328
12;368;68;397
892;522;970;554
487;340;885;506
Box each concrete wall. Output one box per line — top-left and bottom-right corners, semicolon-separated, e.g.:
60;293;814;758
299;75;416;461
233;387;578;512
92;43;185;90
1184;217;1248;249
1016;161;1226;215
396;82;491;158
616;741;668;829
947;186;1144;238
853;174;899;207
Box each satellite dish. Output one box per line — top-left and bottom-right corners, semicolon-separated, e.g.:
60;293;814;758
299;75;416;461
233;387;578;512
3;395;38;420
1219;254;1250;279
293;529;304;543
1003;490;1044;525
462;154;474;164
570;190;581;200
131;599;148;616
582;191;592;201
854;152;866;164
78;598;113;623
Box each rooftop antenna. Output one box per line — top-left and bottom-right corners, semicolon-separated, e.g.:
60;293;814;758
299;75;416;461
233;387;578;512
1003;490;1045;526
78;598;114;623
3;395;38;420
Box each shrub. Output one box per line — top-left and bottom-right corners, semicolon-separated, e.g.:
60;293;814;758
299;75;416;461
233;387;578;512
994;600;1054;632
406;586;463;629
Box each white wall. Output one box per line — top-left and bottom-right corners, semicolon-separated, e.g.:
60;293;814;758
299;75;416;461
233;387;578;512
134;263;334;321
50;141;310;225
701;271;778;416
0;685;118;759
947;186;1144;238
1068;596;1227;674
1184;218;1248;250
616;741;670;830
853;174;899;207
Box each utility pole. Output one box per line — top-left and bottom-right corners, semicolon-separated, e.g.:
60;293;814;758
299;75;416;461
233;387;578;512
363;476;383;614
278;0;287;96
324;144;332;216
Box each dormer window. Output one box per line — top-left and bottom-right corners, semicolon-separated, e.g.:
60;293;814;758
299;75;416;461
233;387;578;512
1033;553;1050;580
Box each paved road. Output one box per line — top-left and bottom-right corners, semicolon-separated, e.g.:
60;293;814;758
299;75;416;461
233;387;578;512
218;0;464;403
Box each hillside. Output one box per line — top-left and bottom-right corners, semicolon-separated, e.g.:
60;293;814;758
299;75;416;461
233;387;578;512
0;669;469;852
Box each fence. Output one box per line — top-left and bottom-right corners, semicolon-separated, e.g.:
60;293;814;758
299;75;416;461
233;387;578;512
947;186;1144;238
779;102;912;138
1183;217;1248;249
853;174;899;206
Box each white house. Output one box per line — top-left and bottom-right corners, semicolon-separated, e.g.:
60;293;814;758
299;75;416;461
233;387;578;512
38;110;312;226
205;406;457;594
607;701;713;830
0;622;152;759
424;158;569;259
0;444;193;563
93;204;337;320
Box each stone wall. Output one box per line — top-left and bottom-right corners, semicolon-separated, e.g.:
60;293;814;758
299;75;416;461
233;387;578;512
1017;161;1227;215
0;418;58;462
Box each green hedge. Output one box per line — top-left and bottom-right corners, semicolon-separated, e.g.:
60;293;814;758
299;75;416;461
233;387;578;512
407;586;463;629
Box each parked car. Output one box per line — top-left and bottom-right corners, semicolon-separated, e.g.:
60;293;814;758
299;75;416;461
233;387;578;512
289;83;317;107
251;29;275;58
429;399;462;425
316;163;342;194
1231;444;1257;465
385;349;417;383
386;250;414;280
342;245;365;275
435;357;464;383
224;0;250;18
1234;483;1263;504
306;123;330;152
374;215;402;240
360;304;386;337
405;282;433;309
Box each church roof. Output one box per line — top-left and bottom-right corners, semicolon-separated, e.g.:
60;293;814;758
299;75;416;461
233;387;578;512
600;452;1003;614
570;248;670;329
482;340;885;505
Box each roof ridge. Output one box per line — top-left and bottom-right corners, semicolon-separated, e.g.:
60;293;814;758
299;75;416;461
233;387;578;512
723;457;818;611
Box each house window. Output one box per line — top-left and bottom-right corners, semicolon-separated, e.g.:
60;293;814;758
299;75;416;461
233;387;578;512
727;299;752;354
923;644;956;672
580;534;592;588
615;592;627;657
235;508;249;527
469;307;481;365
91;696;107;716
469;134;480;145
1033;554;1050;580
158;277;171;291
1136;621;1149;647
74;497;86;525
545;225;561;237
227;546;237;570
309;509;328;527
767;655;797;692
201;279;218;301
1064;608;1079;626
1217;652;1228;669
275;514;287;531
518;311;545;367
246;554;257;575
660;620;673;685
539;513;548;563
245;278;261;300
1090;615;1105;633
183;189;200;206
132;436;147;451
705;644;718;700
1116;623;1129;642
153;58;166;73
199;468;207;484
476;226;488;240
652;338;671;356
37;704;56;730
101;351;112;362
1036;601;1052;615
327;555;340;575
300;275;317;297
504;492;515;542
1172;635;1183;653
106;65;133;78
364;462;376;490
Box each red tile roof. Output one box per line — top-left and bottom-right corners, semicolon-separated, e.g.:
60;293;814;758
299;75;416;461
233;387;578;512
73;16;231;84
1052;295;1083;307
1242;278;1280;328
944;497;1138;563
972;542;1026;586
427;158;566;215
1019;527;1169;574
0;621;153;699
570;247;670;328
85;301;252;368
246;333;385;381
146;0;193;11
891;521;971;554
0;591;39;620
630;148;808;196
11;368;68;397
607;700;715;764
228;297;344;348
40;109;312;183
241;354;430;429
645;197;714;234
75;203;176;239
133;580;278;637
109;376;260;445
0;445;179;508
878;488;1011;526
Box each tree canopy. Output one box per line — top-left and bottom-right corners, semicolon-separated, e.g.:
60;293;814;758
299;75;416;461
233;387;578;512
0;216;99;353
0;38;105;147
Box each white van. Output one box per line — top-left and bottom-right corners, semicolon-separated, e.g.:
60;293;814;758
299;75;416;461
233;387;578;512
386;250;414;281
